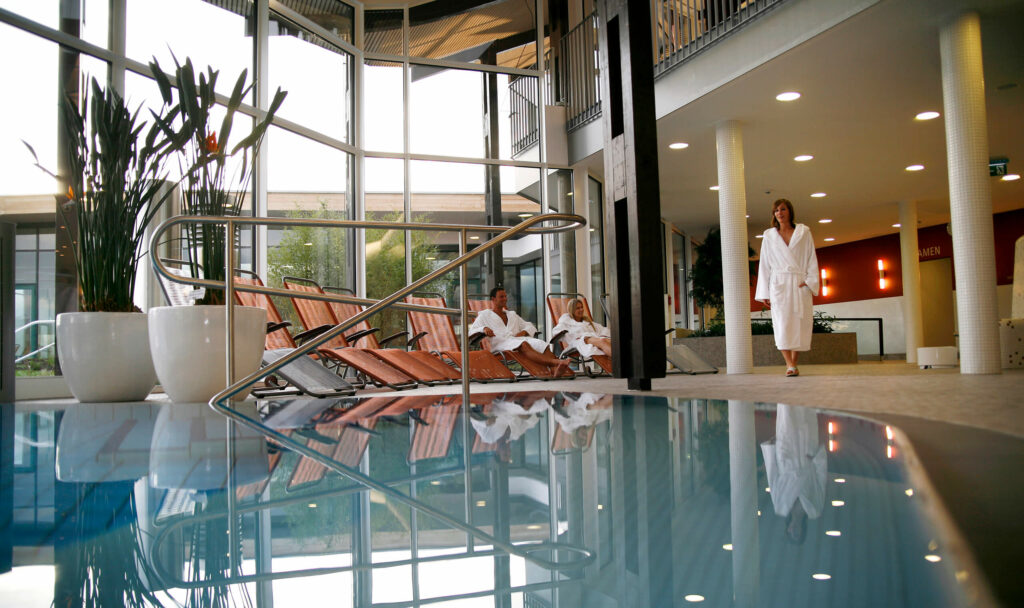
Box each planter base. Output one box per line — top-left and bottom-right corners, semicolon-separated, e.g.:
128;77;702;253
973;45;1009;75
678;333;859;368
56;312;157;402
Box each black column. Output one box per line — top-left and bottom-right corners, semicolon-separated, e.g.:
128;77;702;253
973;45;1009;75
596;0;666;391
482;48;504;293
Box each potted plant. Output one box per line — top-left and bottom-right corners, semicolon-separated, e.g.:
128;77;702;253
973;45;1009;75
146;56;286;403
24;78;182;402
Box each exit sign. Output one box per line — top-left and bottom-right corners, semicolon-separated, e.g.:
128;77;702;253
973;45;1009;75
990;158;1008;176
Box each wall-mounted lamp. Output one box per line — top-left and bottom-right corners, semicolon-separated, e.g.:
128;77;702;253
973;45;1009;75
820;268;830;297
877;259;887;290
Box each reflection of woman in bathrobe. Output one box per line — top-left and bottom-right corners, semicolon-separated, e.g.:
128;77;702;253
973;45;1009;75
470;287;572;376
551;392;613;448
760;404;826;544
471;395;551;444
551;299;612;357
754;199;820;377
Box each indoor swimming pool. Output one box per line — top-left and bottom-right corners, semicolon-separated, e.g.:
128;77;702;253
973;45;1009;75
0;393;992;607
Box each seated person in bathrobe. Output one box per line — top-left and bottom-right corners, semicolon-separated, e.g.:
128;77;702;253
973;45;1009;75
551;298;612;357
760;404;827;544
469;287;572;376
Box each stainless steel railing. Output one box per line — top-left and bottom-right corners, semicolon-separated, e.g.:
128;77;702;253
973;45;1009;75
149;212;593;573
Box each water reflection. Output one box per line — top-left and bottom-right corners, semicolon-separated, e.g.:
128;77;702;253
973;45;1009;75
0;395;982;607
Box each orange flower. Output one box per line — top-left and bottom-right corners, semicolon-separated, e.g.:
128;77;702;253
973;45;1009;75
205;132;218;153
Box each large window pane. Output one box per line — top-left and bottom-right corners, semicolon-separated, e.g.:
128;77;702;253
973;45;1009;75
127;0;252;97
0;2;57;27
410;67;483;158
364;60;404;153
588;176;606;323
269;11;352;142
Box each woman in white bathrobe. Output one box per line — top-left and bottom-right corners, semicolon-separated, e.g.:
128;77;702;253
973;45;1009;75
551;299;612;357
754;199;820;377
469;287;572;376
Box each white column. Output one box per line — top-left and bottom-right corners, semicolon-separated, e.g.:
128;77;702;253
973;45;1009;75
716;121;753;373
940;12;1001;374
728;401;759;607
898;201;924;363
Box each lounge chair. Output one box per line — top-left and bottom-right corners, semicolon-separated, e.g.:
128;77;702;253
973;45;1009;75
546;292;613;376
282;277;448;389
405;293;517;382
233;272;357;398
465;295;574;380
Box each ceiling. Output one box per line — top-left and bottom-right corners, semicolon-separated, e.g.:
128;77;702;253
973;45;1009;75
648;0;1024;247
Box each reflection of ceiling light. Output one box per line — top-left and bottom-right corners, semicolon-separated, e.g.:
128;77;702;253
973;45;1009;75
906;164;925;171
819;218;832;223
826;530;841;537
755;234;764;239
476;500;486;507
794;154;814;162
518;213;533;218
915;111;940;120
905;488;914;496
425;256;436;260
824;237;835;242
684;595;705;603
776;91;801;101
307;503;317;508
567;192;573;196
304;242;313;246
527;524;542;530
589;228;595;232
892;223;901;228
597;504;604;510
812;574;832;581
834;478;846;483
722;544;733;551
469;236;480;240
745;214;750;218
709;185;720;191
832;500;845;507
430;480;441;485
811;192;827;198
1002;174;1020;181
925;555;942;563
669;142;689;150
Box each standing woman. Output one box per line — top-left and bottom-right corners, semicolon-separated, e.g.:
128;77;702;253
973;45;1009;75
754;199;820;376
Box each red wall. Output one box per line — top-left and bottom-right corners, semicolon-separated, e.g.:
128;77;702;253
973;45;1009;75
750;208;1024;311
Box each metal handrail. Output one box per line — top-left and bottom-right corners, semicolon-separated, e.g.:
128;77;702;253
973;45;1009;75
14;319;55;363
148;212;593;573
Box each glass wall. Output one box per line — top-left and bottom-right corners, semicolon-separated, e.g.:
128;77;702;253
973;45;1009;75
588;176;606;323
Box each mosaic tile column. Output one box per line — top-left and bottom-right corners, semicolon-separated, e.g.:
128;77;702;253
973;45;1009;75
717;121;753;374
899;201;924;363
940;12;1001;374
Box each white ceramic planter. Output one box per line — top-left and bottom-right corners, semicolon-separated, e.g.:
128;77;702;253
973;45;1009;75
149;402;269;491
56;312;157;402
148;305;266;403
55;401;159;482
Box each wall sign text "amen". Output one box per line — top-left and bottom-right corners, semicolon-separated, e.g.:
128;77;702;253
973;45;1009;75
919;245;943;259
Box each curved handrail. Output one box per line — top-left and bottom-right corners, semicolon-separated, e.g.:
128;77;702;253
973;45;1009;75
14;319;56;363
147;212;594;573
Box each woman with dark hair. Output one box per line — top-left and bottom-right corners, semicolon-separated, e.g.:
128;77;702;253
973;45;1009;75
754;199;820;377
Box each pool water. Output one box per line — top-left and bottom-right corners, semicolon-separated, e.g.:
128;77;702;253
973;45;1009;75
0;393;986;607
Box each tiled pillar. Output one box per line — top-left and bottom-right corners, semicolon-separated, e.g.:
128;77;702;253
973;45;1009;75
899;201;924;363
940;12;1001;374
716;121;753;374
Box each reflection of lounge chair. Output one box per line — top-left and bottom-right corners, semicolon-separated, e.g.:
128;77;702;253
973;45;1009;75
324;285;461;384
465;295;573;381
549;392;613;454
545;292;612;376
405;294;516;382
233;273;356;398
408;397;461;463
283;277;430;390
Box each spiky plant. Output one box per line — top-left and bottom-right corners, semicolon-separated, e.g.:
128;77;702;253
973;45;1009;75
149;56;286;305
24;77;181;312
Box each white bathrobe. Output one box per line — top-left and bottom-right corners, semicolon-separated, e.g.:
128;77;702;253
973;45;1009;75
551;314;611;358
469;308;548;354
754;224;820;351
470;397;551;443
760;404;827;519
551;393;613;434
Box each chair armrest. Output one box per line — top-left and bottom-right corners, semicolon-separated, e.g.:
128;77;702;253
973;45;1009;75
267;321;291;334
345;327;379;343
549;329;567;345
406;331;428;349
294;324;332;345
378;331;407;347
467;332;485;347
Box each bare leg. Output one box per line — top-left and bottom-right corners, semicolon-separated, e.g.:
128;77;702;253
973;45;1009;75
516;344;572;376
781;349;795;369
585;336;613;357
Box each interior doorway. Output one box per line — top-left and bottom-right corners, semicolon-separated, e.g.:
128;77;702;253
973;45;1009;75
920;258;956;347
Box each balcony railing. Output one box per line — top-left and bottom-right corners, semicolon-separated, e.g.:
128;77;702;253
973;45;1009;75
516;0;787;141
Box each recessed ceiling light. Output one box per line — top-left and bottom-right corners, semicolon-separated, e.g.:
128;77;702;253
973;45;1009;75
745;214;750;218
776;91;801;101
915;111;940;120
925;555;942;563
518;213;533;218
1002;174;1020;181
824;237;835;242
819;218;832;223
794;155;814;162
669;142;689;150
469;235;480;240
892;223;901;228
810;192;827;198
709;185;720;191
906;164;925;171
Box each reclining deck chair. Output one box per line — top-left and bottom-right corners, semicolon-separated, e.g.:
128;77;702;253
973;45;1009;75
466;295;574;380
233;272;356;398
405;294;516;382
546;292;613;376
283;277;451;389
324;285;461;384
